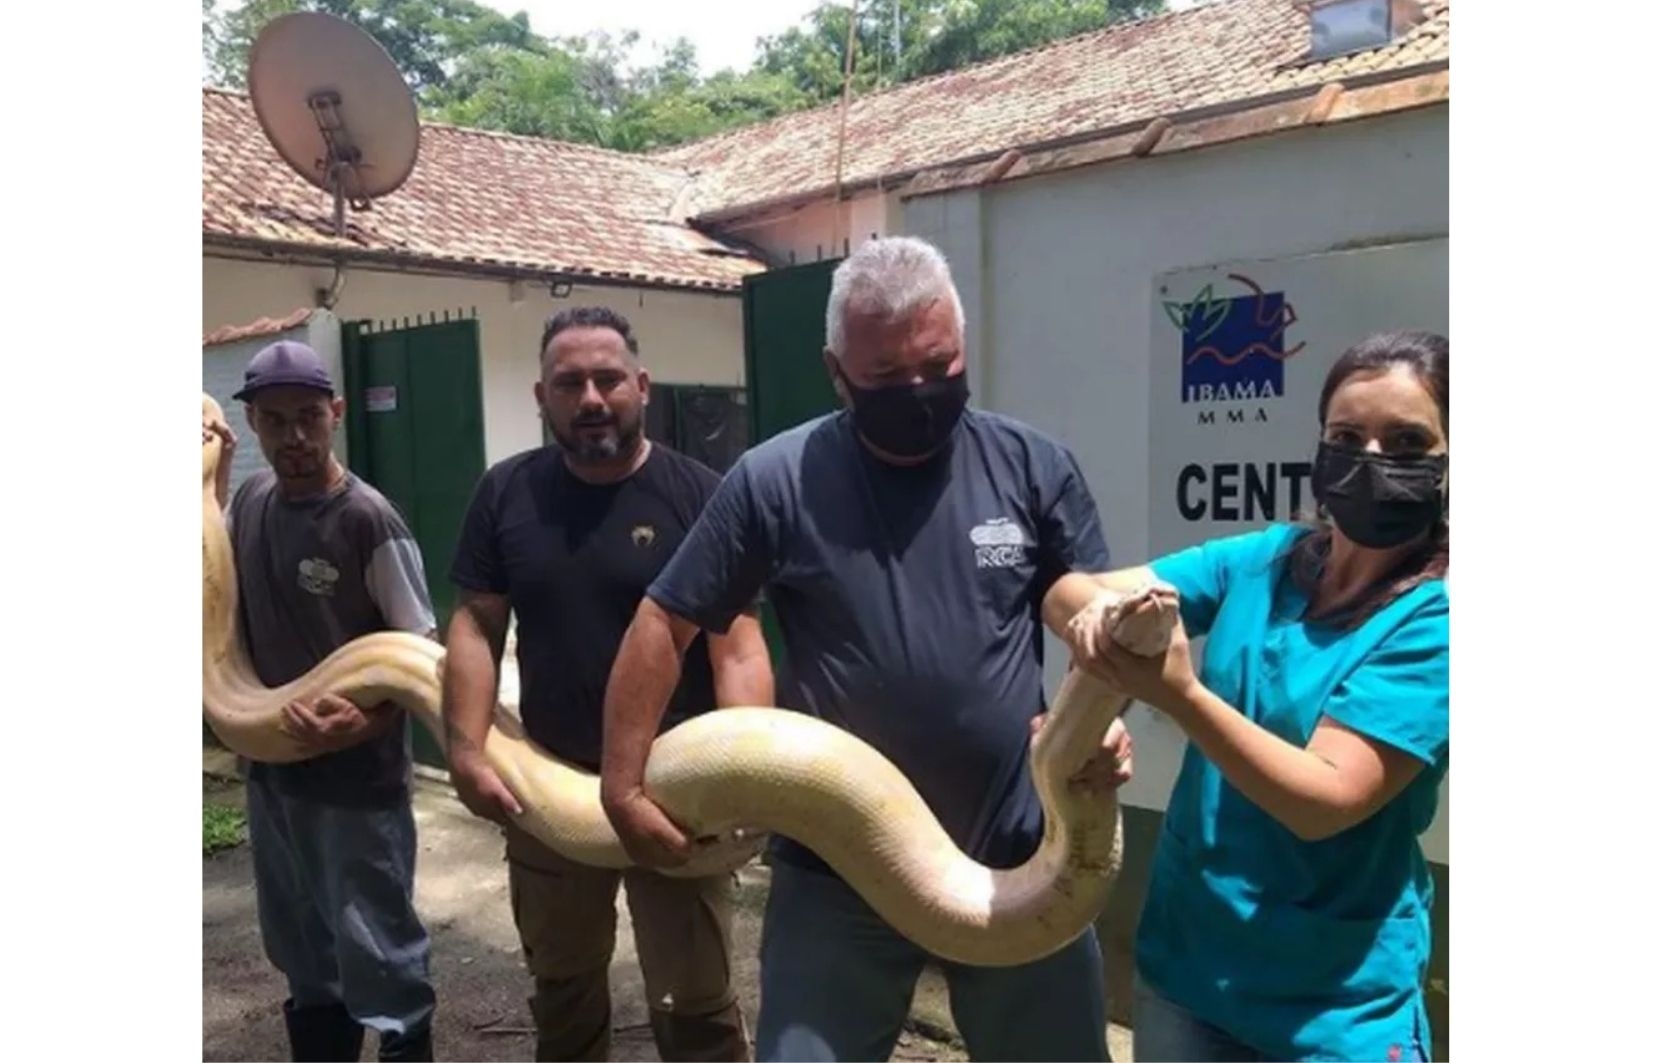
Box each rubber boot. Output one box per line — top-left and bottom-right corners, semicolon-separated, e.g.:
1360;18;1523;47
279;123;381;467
378;1022;434;1062
283;998;365;1062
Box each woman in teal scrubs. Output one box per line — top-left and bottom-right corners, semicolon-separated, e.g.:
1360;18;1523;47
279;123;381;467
1050;331;1448;1061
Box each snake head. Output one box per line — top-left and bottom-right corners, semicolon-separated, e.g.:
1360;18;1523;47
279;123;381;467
202;393;227;485
1106;583;1180;656
1068;583;1180;659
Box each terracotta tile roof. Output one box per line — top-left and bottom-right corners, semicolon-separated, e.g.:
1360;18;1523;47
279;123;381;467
660;0;1450;218
203;306;315;347
202;88;766;291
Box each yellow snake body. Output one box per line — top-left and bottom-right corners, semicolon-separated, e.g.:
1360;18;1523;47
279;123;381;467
202;394;1166;966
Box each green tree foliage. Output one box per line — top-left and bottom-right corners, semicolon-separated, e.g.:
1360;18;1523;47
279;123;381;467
202;0;1165;151
756;1;1164;102
205;0;544;94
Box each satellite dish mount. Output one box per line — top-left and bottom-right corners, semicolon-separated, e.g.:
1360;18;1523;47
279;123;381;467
307;89;373;235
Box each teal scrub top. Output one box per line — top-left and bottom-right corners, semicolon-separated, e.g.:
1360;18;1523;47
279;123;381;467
1136;523;1449;1061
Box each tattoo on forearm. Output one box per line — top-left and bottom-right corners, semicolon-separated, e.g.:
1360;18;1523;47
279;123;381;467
444;718;480;755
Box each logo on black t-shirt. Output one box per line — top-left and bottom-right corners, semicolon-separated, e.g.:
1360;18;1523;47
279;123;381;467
970;518;1030;569
630;523;657;548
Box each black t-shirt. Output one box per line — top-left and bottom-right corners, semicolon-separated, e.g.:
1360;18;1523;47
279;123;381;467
450;443;726;769
648;408;1111;873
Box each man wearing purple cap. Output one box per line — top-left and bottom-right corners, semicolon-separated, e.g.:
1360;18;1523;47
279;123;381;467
203;339;439;1061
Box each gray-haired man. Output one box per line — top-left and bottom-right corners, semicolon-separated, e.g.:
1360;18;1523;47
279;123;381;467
204;340;438;1062
601;237;1133;1061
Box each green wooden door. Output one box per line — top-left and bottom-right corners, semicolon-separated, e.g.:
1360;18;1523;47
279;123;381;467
743;259;842;443
741;260;842;666
343;316;486;768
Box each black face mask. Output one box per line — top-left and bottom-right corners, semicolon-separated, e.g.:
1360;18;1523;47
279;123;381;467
1311;441;1447;549
835;365;970;460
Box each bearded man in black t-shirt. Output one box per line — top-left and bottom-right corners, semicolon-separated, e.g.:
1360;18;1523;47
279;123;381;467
441;306;773;1062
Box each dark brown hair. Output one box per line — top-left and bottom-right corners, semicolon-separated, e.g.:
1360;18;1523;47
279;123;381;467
1288;330;1449;628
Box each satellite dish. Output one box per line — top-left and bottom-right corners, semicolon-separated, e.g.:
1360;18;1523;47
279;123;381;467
247;11;420;237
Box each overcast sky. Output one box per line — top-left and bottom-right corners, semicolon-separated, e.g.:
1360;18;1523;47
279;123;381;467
487;0;823;74
482;1;1210;73
209;1;1210;80
481;1;1209;74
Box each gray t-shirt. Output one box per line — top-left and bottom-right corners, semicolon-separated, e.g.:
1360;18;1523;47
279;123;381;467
229;469;436;806
648;408;1110;873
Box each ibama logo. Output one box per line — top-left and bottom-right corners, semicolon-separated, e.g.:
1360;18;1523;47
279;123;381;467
1165;273;1304;404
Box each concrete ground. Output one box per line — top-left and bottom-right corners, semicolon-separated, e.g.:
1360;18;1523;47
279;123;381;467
204;748;1133;1062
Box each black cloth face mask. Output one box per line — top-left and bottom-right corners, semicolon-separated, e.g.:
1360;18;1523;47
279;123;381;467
1311;441;1447;549
834;363;970;460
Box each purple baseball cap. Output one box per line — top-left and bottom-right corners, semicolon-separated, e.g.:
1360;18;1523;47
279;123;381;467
232;340;335;401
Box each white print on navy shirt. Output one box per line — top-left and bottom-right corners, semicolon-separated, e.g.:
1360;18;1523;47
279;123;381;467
298;557;341;597
971;518;1030;569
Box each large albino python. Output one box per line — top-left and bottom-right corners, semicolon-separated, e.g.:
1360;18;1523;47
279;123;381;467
202;394;1174;967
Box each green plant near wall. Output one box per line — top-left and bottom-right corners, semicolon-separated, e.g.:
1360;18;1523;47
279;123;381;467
204;803;248;855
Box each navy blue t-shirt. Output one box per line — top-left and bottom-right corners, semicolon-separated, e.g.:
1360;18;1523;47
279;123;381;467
647;408;1110;872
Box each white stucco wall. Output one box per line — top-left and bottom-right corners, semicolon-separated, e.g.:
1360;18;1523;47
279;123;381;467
203;257;746;465
903;105;1449;858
